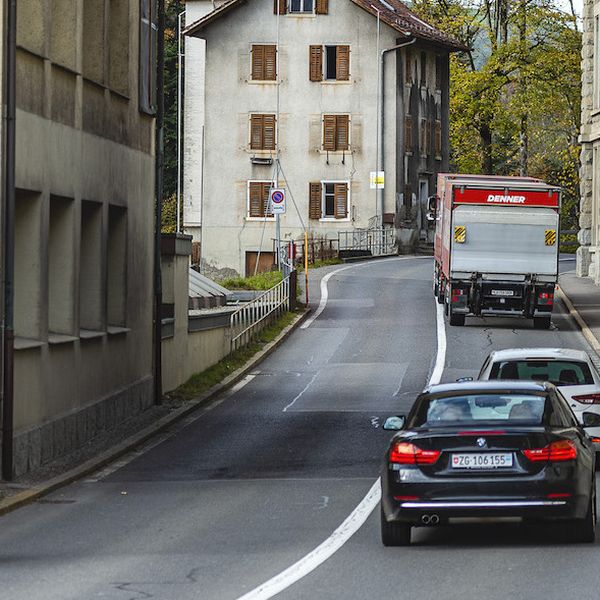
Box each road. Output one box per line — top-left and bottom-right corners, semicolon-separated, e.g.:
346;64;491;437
0;256;597;600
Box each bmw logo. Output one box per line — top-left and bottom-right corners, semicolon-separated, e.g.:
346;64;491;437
476;437;487;448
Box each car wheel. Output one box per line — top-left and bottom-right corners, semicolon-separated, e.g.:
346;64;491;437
533;316;551;330
569;488;596;543
380;504;411;546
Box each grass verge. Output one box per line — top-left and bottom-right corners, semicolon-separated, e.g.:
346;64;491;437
297;257;343;271
165;310;301;403
219;270;283;290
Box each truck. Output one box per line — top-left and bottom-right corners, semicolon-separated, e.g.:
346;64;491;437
432;174;561;329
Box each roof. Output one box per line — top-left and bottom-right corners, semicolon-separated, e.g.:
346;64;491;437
189;268;230;309
184;0;466;50
423;380;552;395
487;348;591;363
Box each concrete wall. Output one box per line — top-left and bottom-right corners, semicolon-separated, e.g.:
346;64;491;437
184;0;451;275
579;0;598;280
10;0;155;476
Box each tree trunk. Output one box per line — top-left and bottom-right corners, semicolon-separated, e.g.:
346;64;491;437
480;122;493;174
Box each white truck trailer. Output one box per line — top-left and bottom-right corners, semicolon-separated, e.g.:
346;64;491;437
432;174;561;328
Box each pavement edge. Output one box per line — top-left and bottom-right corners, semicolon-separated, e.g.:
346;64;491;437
0;307;311;517
556;287;600;354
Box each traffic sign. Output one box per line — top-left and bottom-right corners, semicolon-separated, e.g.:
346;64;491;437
370;171;385;189
270;188;286;214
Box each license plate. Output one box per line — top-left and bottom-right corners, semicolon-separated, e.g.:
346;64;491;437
491;290;514;297
451;453;513;469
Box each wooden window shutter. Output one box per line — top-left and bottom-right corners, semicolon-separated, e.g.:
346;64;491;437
262;183;273;216
404;115;412;152
420;118;427;154
405;50;413;84
334;183;348;219
404;184;412;207
250;115;264;150
316;0;329;14
336;45;350;81
323;115;336;150
249;182;263;217
274;0;286;15
426;120;432;155
263;114;276;150
309;45;323;81
251;45;265;80
264;45;277;80
435;120;442;156
335;115;349;150
309;182;322;219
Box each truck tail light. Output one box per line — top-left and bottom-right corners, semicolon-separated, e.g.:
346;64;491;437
451;289;465;303
523;440;577;462
538;291;554;306
571;393;600;404
389;442;441;465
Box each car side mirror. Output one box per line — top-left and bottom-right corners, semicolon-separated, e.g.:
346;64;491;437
456;377;474;383
383;416;406;431
582;412;600;428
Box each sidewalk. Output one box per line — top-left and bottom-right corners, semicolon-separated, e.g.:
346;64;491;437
559;270;600;354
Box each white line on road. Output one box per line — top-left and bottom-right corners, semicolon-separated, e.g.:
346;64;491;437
282;373;319;412
235;297;448;600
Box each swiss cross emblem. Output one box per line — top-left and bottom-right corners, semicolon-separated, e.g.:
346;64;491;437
453;457;459;465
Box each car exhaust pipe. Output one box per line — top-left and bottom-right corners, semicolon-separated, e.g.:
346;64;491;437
430;514;440;525
421;515;431;525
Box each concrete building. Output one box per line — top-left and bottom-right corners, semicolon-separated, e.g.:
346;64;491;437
5;0;157;475
183;0;463;277
579;0;600;281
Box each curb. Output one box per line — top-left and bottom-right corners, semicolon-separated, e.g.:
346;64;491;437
556;287;600;354
0;308;311;517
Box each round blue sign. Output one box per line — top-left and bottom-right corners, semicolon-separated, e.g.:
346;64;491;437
272;190;284;204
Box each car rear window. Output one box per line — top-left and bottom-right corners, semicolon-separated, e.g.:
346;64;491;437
488;360;594;385
410;394;548;428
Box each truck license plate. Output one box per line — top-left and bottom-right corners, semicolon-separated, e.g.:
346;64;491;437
491;290;514;297
451;453;513;469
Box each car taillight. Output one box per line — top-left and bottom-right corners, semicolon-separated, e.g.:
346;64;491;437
572;393;600;405
523;440;577;462
389;442;441;465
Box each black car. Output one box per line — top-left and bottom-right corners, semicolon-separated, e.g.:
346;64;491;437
380;381;597;546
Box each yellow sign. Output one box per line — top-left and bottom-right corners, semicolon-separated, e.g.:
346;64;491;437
545;229;556;246
454;225;466;243
369;171;385;189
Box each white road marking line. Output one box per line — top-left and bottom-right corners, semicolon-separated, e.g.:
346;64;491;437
235;480;381;600
282;373;319;412
235;296;447;600
85;374;257;483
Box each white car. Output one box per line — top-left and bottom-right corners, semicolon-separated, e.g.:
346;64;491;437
477;348;600;451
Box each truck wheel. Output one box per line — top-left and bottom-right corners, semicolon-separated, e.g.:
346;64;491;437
533;316;551;330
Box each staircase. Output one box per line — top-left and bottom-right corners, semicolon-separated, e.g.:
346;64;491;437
416;241;434;256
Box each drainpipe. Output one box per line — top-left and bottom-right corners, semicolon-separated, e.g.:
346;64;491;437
2;0;16;481
378;37;415;221
153;0;165;405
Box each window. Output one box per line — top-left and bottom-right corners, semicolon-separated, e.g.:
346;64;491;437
595;13;600;108
309;181;349;219
488;360;595;385
434;120;442;157
435;55;443;90
250;114;276;150
109;0;130;95
420;52;427;87
252;45;277;81
248;181;275;218
322;114;349;151
325;45;350;81
139;0;157;114
420;118;429;156
107;206;127;327
289;0;314;13
404;115;413;153
80;201;103;332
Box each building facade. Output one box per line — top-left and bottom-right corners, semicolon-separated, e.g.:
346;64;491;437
580;0;600;282
6;0;156;475
183;0;462;277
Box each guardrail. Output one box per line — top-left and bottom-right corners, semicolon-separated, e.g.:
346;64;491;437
338;228;395;256
229;274;291;352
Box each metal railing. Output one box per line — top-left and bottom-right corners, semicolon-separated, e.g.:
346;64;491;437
338;228;395;256
229;275;290;352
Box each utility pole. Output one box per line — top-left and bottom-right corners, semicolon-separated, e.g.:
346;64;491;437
176;9;185;234
153;0;165;405
2;0;16;481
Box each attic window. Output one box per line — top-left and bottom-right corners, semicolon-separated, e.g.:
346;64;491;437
289;0;314;12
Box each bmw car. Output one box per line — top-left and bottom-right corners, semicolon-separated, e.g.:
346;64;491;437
380;381;596;546
477;348;600;451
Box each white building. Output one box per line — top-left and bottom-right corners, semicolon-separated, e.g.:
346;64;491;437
184;0;462;277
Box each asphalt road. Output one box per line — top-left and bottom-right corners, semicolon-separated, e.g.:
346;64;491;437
1;255;597;600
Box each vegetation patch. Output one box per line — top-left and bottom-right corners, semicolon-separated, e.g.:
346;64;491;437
165;310;301;404
297;257;343;271
219;270;284;291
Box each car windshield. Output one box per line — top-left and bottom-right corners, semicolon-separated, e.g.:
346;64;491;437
409;394;548;428
488;360;594;386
